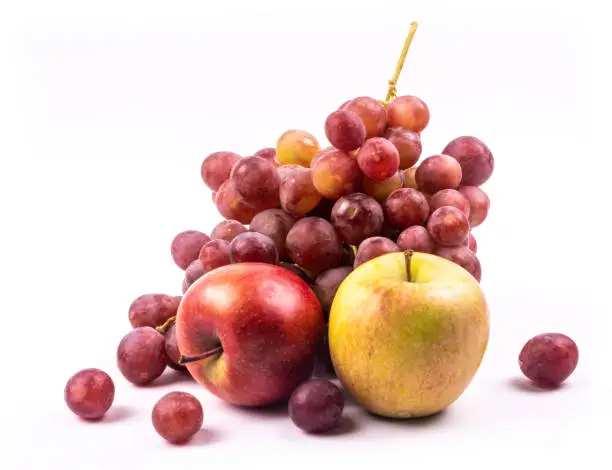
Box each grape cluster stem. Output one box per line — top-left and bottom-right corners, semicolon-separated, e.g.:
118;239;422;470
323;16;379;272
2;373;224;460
385;22;419;105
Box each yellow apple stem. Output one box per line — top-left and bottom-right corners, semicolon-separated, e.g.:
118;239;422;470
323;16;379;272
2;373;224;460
385;22;419;105
155;315;176;335
178;347;224;364
404;250;414;282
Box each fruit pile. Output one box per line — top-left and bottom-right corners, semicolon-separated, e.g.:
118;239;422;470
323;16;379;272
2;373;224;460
64;23;580;443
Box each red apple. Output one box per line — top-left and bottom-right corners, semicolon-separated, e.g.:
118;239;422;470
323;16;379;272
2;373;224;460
175;263;324;407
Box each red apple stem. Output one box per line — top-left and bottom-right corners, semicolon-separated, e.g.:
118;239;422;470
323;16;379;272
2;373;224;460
404;250;414;282
178;346;223;365
385;21;419;105
155;316;176;335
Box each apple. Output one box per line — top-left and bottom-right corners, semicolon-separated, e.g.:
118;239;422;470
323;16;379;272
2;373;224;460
328;251;489;418
175;262;324;407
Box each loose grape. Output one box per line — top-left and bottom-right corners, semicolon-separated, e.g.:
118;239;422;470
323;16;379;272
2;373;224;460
354;236;401;268
468;233;477;253
415;155;462;194
286;217;343;276
397;226;435;253
198;239;232;274
313;266;352;315
385;127;422;169
64;369;115;420
324;109;366;152
230;156;280;210
427;206;470;247
170;230;210;270
200;151;241;191
117;327;168;385
458;186;490;227
331;193;384;245
356;137;400;182
443;136;494;186
210;219;248;243
384;188;429;228
387;95;430;132
402;167;418;189
250;208;296;260
163;323;187;372
428;189;471;217
435;246;481;281
230;231;279;264
288;379;344;434
519;333;579;388
342;97;387;139
253;147;280;167
215;179;259;224
276;130;320;167
362;171;403;202
311;150;362;200
152;392;204;444
279;165;322;217
128;294;181;329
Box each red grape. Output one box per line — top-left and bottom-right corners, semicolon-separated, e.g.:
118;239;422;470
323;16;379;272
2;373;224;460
354;236;401;268
117;327;168;385
276;130;321;167
183;259;205;291
458;186;490;227
313;266;352;315
230;156;280;210
518;333;579;388
324;109;366;152
427;206;470;247
64;369;115;420
215;179;259;224
342;97;387;139
331;193;384;245
210;219;248;242
383;188;429;228
435;246;481;281
428;189;471;217
254;147;280;167
288;379;344;434
357;137;400;182
181;278;189;294
128;294;181;329
311;150;362;200
229;232;279;264
443;136;494;186
250;208;296;260
468;233;477;253
163;323;186;372
200;151;241;191
152;392;203;444
415;155;462;194
387;95;430;132
198;239;231;274
279;165;322;217
310;146;335;169
402;167;418;189
385;127;422;169
397;226;435;253
170;230;210;270
362;171;403;202
286;217;343;276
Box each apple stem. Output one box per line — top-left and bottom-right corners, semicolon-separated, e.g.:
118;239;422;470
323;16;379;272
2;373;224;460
404;250;414;282
178;346;223;365
155;315;176;335
385;21;419;105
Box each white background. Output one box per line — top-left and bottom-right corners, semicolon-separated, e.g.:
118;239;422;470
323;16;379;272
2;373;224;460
1;0;610;468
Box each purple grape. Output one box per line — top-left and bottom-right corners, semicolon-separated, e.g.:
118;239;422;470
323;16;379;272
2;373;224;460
288;379;344;433
229;232;279;264
117;327;167;385
64;369;115;420
152;392;204;444
519;333;579;387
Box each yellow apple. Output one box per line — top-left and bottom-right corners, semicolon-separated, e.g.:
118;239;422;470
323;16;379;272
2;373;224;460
328;251;489;418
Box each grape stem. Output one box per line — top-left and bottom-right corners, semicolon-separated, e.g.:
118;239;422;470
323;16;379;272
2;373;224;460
385;22;419;105
404;250;414;282
178;347;223;365
155;315;176;335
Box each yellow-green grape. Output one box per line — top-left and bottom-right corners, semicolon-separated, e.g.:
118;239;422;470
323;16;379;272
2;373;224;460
276;130;321;167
